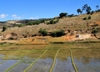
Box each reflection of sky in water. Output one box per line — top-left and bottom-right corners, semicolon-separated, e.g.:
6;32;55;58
8;60;35;72
0;60;4;63
0;54;5;57
0;60;20;72
27;58;53;72
21;56;37;59
74;57;100;72
53;57;75;72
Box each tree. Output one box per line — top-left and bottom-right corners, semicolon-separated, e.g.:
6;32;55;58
2;26;6;32
59;13;68;18
82;4;88;11
82;4;92;14
86;6;91;13
77;9;82;14
96;5;99;9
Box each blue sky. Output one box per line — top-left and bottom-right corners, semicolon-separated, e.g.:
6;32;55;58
0;0;100;21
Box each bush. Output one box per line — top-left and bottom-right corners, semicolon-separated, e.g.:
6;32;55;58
87;11;91;14
83;17;87;20
91;11;94;15
24;36;27;38
2;26;6;32
92;29;98;34
8;37;14;40
50;19;54;24
88;16;91;19
51;32;56;37
59;13;68;18
40;19;45;23
51;30;65;37
47;19;59;24
38;28;48;36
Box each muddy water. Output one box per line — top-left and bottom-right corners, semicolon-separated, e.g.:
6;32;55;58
0;60;4;63
27;58;53;72
0;60;20;72
8;60;35;72
74;57;100;72
0;54;5;57
53;57;75;72
72;49;100;72
0;48;100;72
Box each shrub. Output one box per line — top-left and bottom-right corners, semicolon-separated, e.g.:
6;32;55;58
92;29;98;34
91;11;94;15
38;28;48;36
51;30;65;37
51;32;56;37
59;13;68;18
2;26;6;32
24;36;27;38
40;19;45;23
47;19;59;24
88;16;91;19
87;11;91;14
8;37;14;40
83;17;87;20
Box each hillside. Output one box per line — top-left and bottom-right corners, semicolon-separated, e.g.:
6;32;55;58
0;12;100;41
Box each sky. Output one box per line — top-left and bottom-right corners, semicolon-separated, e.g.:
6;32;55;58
0;0;100;21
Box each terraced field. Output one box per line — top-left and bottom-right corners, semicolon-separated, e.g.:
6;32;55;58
0;42;100;72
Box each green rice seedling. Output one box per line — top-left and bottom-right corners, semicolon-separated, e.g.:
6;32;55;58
5;50;34;72
23;49;48;72
68;45;78;72
49;49;60;72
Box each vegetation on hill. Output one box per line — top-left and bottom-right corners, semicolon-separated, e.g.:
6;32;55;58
38;28;48;36
51;30;65;37
2;26;6;32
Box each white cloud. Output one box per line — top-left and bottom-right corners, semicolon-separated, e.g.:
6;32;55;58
30;16;39;19
12;14;21;19
0;14;8;18
30;17;34;19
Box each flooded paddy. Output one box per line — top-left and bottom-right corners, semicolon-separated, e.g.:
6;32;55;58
0;60;20;72
8;60;35;72
0;42;100;72
53;49;75;72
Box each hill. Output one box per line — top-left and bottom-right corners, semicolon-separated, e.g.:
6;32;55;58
0;12;100;42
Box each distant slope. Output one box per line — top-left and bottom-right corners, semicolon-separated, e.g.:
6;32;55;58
1;12;100;36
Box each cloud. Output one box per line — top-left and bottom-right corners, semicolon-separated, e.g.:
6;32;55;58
30;16;39;19
0;14;8;18
30;17;34;19
12;14;21;19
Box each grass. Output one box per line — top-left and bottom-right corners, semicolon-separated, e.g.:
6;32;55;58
68;45;78;72
49;49;60;72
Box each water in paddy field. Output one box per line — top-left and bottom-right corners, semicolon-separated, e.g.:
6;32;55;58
0;48;100;72
53;57;75;72
0;60;20;72
0;54;5;57
27;58;53;72
8;60;35;72
0;60;4;63
74;57;100;72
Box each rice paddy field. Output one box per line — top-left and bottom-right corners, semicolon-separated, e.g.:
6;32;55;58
0;41;100;72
